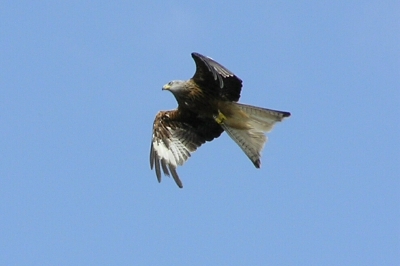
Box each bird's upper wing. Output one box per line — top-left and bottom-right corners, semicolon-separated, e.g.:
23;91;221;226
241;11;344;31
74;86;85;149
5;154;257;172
150;109;223;188
191;52;242;102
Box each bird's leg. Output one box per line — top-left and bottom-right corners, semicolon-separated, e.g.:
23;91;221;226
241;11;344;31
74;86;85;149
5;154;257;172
214;110;227;124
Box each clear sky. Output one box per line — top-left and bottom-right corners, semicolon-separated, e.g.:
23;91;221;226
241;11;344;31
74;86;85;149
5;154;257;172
1;1;399;265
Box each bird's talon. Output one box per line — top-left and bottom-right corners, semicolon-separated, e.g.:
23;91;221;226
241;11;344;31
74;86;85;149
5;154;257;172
214;111;226;124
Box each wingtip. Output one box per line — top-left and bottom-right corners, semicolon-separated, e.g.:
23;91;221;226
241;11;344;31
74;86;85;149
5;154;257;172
169;167;184;189
191;52;208;60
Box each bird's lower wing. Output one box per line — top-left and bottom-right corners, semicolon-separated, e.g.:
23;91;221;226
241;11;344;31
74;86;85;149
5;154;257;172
150;111;206;188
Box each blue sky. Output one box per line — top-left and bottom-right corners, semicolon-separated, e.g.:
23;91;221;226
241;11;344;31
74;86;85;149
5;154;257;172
1;1;399;265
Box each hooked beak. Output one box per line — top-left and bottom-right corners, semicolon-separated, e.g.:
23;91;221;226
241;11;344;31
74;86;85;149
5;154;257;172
162;84;171;91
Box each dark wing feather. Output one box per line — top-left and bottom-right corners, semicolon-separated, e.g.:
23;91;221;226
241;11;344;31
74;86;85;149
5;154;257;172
191;52;242;102
150;109;223;188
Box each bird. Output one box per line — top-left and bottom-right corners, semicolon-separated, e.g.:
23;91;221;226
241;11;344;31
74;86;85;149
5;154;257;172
150;52;290;188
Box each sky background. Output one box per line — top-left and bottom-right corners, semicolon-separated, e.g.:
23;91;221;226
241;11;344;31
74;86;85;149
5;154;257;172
1;1;399;265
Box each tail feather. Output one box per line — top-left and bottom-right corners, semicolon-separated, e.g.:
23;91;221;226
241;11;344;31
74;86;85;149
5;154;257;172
235;103;290;132
219;102;290;167
220;124;264;168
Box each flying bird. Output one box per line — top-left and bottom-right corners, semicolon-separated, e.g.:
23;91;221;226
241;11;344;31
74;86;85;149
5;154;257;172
150;52;290;188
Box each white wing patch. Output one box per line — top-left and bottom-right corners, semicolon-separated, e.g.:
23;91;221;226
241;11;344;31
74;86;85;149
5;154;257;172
152;131;192;169
152;138;177;167
150;121;205;189
169;135;191;166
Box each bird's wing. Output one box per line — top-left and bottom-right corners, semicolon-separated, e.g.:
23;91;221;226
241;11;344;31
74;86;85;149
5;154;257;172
191;52;242;102
150;109;223;188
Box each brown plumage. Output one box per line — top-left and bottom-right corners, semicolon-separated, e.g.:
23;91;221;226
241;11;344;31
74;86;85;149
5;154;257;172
150;52;290;188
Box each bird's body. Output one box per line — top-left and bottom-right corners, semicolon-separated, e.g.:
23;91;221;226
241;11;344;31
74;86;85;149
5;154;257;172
150;52;290;188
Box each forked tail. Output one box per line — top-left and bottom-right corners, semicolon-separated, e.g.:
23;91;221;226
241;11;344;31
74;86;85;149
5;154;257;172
218;102;290;167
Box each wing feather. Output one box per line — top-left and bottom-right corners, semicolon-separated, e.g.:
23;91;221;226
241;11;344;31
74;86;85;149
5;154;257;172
150;110;222;188
191;52;242;102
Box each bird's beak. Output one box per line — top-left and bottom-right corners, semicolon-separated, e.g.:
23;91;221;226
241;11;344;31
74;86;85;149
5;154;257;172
162;84;171;91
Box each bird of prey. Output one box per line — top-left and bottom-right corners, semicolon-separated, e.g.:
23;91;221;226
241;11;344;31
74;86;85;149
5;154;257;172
150;52;290;188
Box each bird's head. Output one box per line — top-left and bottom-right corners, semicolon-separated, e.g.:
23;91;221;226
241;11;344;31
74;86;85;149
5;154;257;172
162;80;186;94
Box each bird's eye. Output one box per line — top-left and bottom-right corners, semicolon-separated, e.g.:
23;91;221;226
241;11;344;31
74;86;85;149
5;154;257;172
168;81;173;85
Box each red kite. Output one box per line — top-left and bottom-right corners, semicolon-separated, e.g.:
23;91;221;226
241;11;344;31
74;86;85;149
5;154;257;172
150;53;290;188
